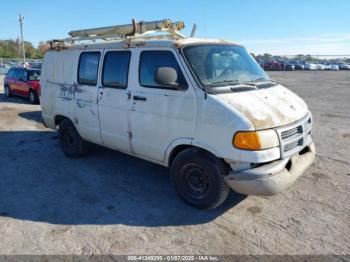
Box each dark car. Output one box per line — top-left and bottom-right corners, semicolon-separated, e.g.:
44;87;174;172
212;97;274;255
289;61;304;70
281;61;295;71
3;67;41;104
294;62;305;70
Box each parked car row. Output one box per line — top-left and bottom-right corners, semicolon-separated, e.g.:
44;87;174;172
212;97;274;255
0;60;42;72
258;60;350;71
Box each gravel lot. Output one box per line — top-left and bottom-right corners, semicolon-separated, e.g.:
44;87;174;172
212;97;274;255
0;71;349;255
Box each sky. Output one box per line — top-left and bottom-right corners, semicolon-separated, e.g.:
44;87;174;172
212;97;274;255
1;0;350;55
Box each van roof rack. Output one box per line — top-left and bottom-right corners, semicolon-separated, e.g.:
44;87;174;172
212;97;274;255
48;19;186;50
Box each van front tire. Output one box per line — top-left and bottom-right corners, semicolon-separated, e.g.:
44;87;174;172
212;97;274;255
171;148;230;209
58;119;89;158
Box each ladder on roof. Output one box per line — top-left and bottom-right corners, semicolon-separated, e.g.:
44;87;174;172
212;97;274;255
48;19;186;50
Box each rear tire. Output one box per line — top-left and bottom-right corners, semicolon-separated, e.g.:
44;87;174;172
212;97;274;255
58;119;90;158
4;85;12;97
29;90;39;104
171;148;230;209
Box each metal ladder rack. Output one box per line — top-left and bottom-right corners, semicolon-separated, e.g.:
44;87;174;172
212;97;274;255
48;18;186;50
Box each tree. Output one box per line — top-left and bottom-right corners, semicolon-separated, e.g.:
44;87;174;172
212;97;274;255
36;41;50;58
24;41;36;59
0;40;18;58
263;53;272;61
0;39;48;59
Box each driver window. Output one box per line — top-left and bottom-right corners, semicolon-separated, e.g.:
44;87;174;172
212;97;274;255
139;51;188;90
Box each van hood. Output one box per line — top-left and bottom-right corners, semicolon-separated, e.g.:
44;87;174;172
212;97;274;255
216;85;308;129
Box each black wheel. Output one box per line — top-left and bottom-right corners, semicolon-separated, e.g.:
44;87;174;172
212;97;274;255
4;85;12;97
171;148;230;209
58;119;90;158
29;90;39;104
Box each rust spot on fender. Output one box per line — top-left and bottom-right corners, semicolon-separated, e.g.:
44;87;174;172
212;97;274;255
217;85;307;129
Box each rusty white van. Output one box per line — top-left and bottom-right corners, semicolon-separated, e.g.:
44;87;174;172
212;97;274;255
40;19;315;209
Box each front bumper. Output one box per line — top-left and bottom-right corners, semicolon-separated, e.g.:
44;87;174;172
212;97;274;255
225;143;315;196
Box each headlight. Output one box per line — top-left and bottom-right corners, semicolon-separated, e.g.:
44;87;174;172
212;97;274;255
233;130;279;150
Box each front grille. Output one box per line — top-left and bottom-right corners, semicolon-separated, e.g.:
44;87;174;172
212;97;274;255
277;115;312;158
281;125;303;140
283;138;303;152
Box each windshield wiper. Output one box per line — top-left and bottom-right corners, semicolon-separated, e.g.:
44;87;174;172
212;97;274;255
206;80;241;87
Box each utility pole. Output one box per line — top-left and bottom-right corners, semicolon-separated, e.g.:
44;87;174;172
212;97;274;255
0;46;3;65
19;14;26;64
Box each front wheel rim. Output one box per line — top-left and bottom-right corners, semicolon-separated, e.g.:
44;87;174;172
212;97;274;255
180;163;210;200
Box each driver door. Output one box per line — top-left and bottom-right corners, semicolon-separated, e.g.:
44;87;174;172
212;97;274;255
15;69;30;96
128;49;196;162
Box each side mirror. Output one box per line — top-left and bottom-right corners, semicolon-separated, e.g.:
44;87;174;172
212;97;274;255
155;67;180;89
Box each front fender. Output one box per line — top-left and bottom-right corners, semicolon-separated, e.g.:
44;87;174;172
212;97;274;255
164;138;193;166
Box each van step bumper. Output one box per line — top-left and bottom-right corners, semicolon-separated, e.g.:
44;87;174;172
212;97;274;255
225;143;315;196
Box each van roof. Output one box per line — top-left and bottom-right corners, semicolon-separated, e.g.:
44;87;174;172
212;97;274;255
52;37;242;51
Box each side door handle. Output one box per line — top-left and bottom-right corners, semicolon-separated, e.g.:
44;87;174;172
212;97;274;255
133;95;147;101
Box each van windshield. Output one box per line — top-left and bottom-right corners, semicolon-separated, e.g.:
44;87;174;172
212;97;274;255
183;44;271;90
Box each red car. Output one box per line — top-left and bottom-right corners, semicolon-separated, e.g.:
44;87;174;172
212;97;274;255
263;61;283;71
4;67;41;104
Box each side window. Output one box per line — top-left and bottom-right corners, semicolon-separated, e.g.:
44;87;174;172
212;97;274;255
78;52;100;86
16;70;27;81
7;69;14;77
139;51;188;89
102;51;131;89
13;70;19;79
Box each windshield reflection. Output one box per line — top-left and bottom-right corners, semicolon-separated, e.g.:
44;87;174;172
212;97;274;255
183;44;270;88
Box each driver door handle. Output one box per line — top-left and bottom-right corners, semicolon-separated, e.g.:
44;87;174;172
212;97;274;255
133;95;147;101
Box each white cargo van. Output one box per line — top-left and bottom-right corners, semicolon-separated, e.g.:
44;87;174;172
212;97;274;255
40;19;315;209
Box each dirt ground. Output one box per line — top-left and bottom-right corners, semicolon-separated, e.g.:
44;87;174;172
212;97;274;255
0;71;349;255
